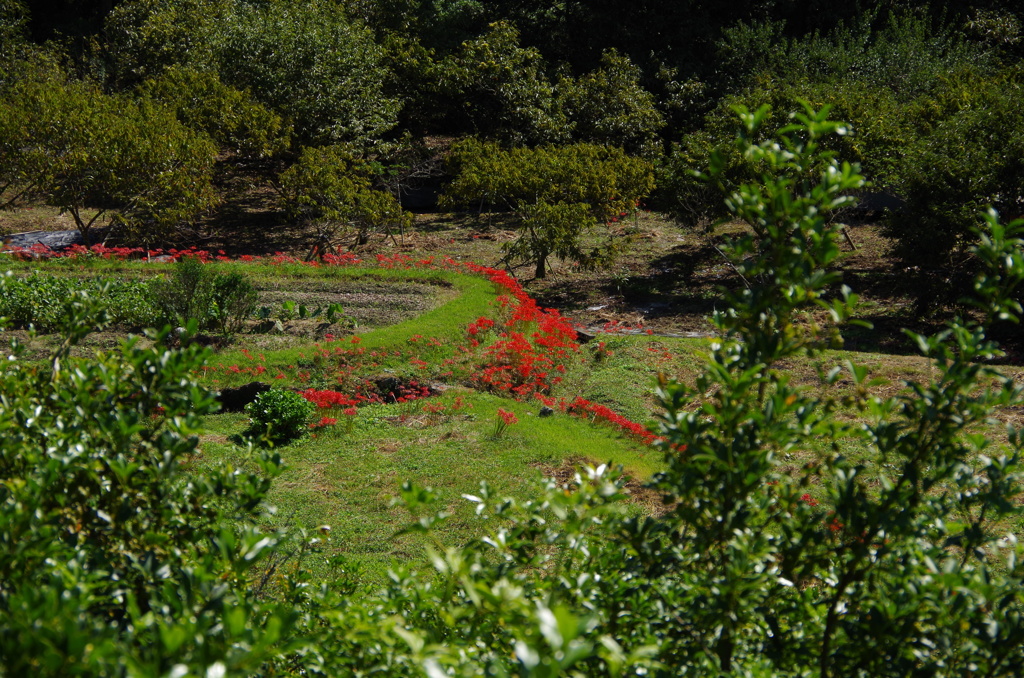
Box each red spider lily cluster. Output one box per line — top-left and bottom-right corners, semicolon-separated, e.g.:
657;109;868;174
535;394;663;447
463;268;580;399
3;242;224;262
497;408;518;426
299;389;361;409
466;316;495;338
492;407;519;439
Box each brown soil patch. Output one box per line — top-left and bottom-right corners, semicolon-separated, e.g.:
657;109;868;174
533;455;669;517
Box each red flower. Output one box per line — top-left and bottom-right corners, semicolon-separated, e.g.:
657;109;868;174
310;416;338;429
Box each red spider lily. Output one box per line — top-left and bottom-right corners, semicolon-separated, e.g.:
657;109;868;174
299;389;359;409
493;408;519;438
310;416;338;429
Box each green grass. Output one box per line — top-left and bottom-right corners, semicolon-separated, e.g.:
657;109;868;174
207;267;497;384
198;391;658;585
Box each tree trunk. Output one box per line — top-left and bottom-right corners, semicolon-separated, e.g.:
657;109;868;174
535;255;547;279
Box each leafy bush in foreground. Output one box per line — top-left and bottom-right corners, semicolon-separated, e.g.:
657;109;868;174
0;283;295;675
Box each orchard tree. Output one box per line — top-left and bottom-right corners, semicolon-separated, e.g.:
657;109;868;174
557;49;664;156
137;66;290;159
885;71;1024;309
214;0;400;148
103;0;232;87
438;21;566;145
441;140;654;277
0;71;217;243
278;144;412;250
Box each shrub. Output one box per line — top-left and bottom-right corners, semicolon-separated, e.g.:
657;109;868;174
104;0;230;86
0;280;294;675
436;21;565;145
151;257;257;332
0;273;159;331
211;271;258;334
243;388;316;446
555;49;664;156
151;255;216;328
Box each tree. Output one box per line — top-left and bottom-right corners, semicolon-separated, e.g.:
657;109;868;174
214;0;401;148
103;0;231;87
0;70;217;243
441;139;654;277
137;65;290;159
278;144;413;250
557;49;665;156
884;71;1024;309
0;0;27;50
437;21;566;145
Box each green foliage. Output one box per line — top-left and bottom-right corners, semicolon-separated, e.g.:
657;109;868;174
441;139;654;276
556;49;664;157
278;144;413;248
137;65;290;158
0;65;217;242
103;0;231;86
244;387;316;446
884;70;1024;308
152;256;258;332
0;0;27;49
437;21;566;145
0;273;160;331
715;11;990;102
0;279;298;675
211;271;259;334
214;0;400;148
152;255;216;328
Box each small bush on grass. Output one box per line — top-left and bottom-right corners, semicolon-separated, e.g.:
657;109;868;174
152;257;257;332
211;271;258;333
243;387;316;446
